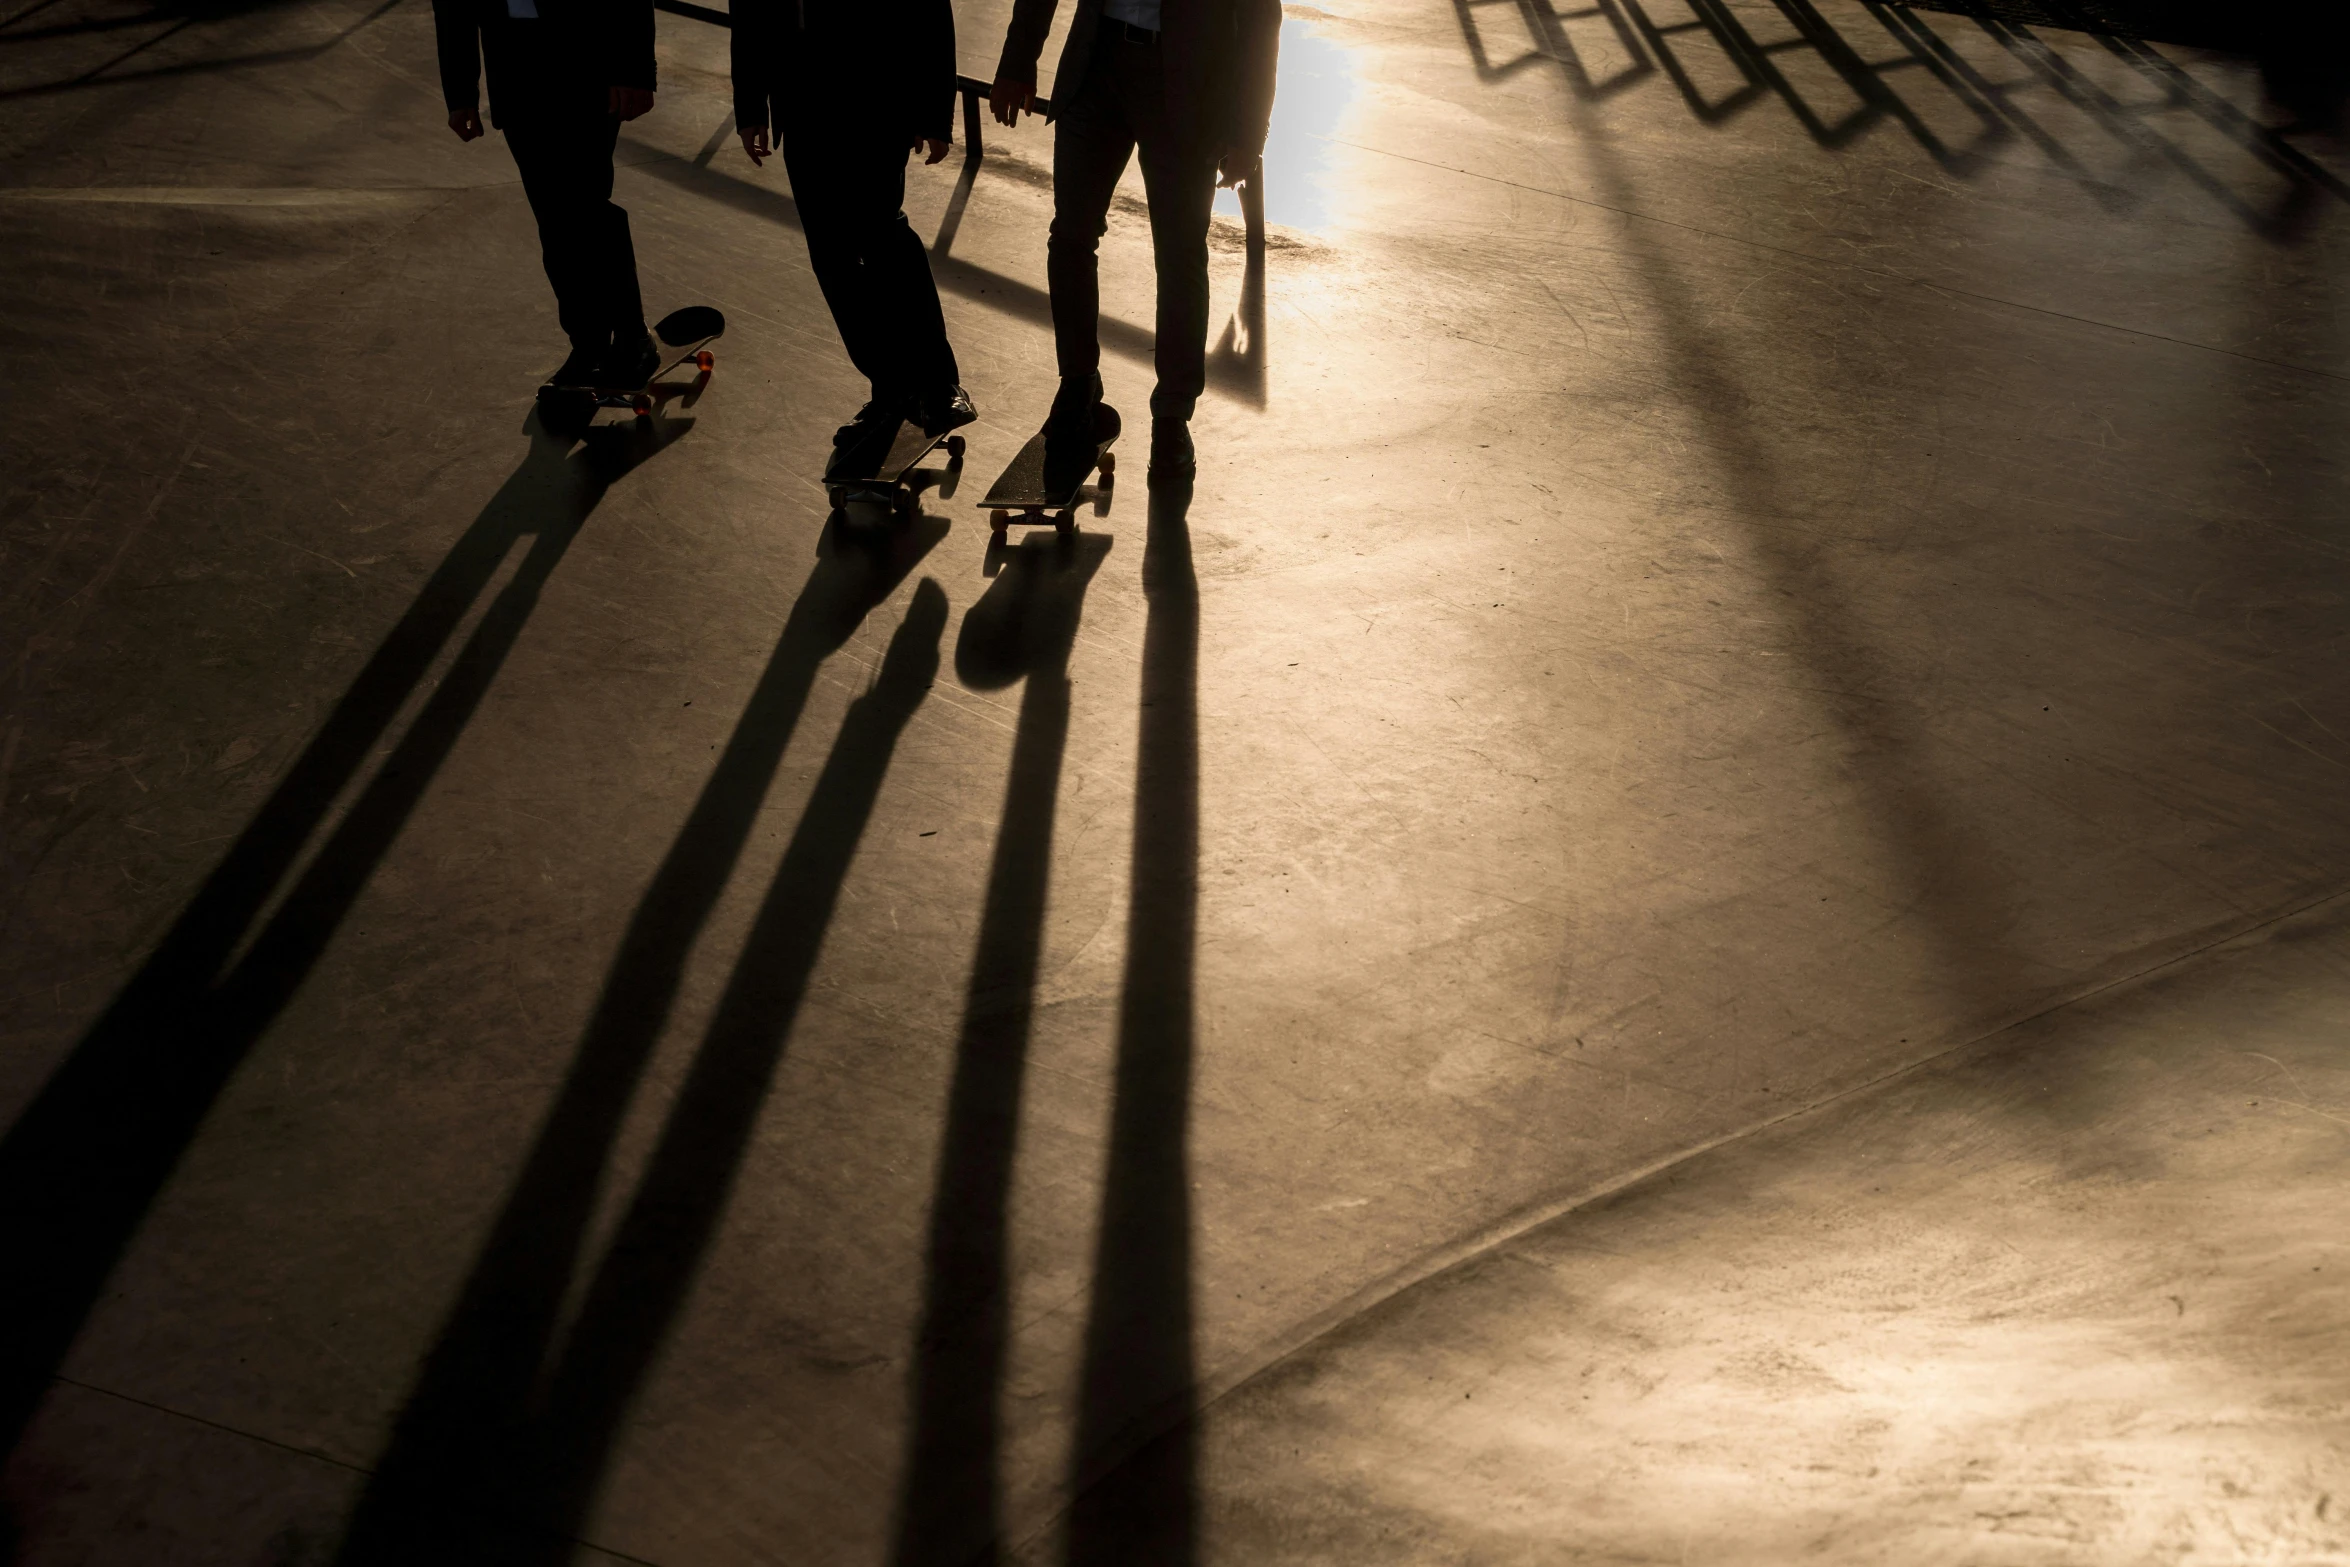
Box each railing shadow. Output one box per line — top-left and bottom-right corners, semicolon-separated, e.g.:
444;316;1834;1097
1457;0;2350;238
0;0;403;102
332;527;948;1565
888;527;1113;1567
0;411;684;1473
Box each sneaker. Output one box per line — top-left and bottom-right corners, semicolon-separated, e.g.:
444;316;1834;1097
1147;418;1195;485
1041;372;1104;493
827;398;907;483
833;396;904;450
1045;371;1102;448
913;383;978;438
599;330;660;391
548;341;603;389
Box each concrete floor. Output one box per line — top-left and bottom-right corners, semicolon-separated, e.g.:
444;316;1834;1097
2;0;2348;1562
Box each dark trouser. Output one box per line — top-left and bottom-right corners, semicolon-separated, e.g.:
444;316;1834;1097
502;109;645;351
781;115;959;404
1050;31;1218;422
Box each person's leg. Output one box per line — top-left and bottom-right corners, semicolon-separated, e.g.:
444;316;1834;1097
579;112;647;356
503;116;605;360
1048;47;1138;397
1129;61;1217;425
844;137;961;401
505;108;645;369
783;121;902;404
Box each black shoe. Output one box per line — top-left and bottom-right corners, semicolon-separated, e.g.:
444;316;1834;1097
1147;418;1195;485
833;396;904;450
827;397;907;483
1045;371;1102;448
548;342;602;389
913;384;978;438
599;330;660;391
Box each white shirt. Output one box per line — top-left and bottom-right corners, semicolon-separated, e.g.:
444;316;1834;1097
1102;0;1160;34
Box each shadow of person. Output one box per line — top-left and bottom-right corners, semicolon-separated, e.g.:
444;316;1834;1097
1207;239;1266;409
0;411;681;1474
335;571;951;1567
889;528;1114;1567
1063;481;1199;1567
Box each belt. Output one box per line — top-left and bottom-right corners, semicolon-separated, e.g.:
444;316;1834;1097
1107;19;1159;44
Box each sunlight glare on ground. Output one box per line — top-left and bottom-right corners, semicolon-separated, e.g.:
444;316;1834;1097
1217;15;1362;232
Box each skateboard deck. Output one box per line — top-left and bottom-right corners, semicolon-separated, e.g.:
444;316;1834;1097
537;305;724;423
825;418;968;520
981;402;1121;534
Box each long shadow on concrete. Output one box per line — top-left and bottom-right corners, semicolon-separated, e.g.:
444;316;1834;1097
333;543;948;1565
889;529;1113;1567
1063;482;1202;1567
0;414;678;1476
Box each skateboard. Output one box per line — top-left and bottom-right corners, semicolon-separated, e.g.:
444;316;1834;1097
536;305;724;425
981;402;1121;536
825;418;968;522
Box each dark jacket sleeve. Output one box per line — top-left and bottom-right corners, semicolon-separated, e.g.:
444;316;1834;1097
432;0;483;111
917;0;956;141
1226;0;1280;158
730;0;777;130
994;0;1061;84
604;0;658;90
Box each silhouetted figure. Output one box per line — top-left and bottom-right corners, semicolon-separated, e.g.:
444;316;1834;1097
732;0;977;464
434;0;661;388
989;0;1279;485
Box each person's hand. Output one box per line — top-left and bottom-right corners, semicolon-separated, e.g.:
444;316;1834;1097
741;124;771;166
609;85;655;121
991;73;1035;126
448;107;484;141
1216;147;1258;189
913;135;951;165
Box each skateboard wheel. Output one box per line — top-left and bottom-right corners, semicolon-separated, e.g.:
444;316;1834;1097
990;508;1010;533
696;350;715;370
1097;451;1115;477
632;395;652;417
1054;509;1076;535
945;435;966;461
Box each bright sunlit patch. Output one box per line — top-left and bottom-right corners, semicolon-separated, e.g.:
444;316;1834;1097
1216;15;1362;234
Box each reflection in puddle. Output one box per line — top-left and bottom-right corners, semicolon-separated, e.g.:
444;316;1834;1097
1217;16;1361;234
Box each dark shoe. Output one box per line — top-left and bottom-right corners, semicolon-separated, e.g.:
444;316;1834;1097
1147;418;1195;485
600;331;660;391
827;398;906;483
1045;371;1102;447
913;383;978;438
833;396;903;450
548;342;602;389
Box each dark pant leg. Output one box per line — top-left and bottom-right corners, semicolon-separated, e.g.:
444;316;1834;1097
783;125;959;400
1129;80;1216;421
504;112;643;348
1047;48;1138;386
